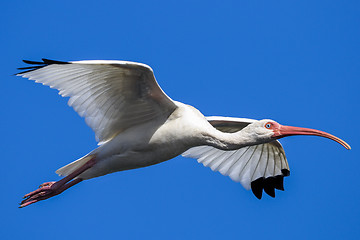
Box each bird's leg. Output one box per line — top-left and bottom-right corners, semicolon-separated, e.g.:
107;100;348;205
19;157;96;208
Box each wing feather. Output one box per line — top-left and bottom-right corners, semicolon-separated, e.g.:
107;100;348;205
17;59;177;144
182;116;290;199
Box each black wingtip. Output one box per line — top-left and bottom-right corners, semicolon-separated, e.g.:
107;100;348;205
264;178;276;198
17;58;69;75
282;169;290;177
42;58;69;65
251;178;264;199
274;175;284;191
17;66;41;70
250;169;290;199
23;59;46;64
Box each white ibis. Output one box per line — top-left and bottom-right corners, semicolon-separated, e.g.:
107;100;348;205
17;59;350;208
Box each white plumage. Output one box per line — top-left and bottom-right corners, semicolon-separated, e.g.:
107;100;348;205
182;117;288;190
21;60;176;144
17;59;350;207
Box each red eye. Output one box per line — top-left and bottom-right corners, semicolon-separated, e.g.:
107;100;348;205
265;123;272;129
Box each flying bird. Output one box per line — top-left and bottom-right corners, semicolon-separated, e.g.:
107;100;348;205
17;59;350;208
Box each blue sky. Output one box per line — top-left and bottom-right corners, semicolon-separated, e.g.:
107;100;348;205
1;0;359;239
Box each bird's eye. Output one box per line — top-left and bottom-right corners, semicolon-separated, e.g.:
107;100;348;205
265;123;272;129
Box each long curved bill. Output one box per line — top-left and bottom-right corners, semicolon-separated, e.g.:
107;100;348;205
273;125;351;150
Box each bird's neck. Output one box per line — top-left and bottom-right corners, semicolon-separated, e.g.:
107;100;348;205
202;128;261;151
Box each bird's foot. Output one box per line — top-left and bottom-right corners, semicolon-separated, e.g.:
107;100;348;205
19;178;83;208
39;181;55;188
19;156;95;208
20;181;58;208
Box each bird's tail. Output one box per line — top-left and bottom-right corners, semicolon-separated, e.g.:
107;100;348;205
56;155;94;177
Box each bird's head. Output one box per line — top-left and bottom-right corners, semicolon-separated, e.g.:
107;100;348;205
246;119;351;150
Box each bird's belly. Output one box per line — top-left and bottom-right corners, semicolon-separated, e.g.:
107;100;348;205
79;141;188;180
78;108;206;180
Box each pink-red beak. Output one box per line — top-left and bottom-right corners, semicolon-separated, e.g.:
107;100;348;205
272;125;351;150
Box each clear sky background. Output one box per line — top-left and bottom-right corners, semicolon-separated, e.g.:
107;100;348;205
1;1;359;239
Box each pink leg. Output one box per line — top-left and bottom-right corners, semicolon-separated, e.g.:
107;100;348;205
20;157;96;208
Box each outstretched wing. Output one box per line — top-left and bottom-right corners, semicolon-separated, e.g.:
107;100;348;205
182;116;290;199
17;59;177;144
